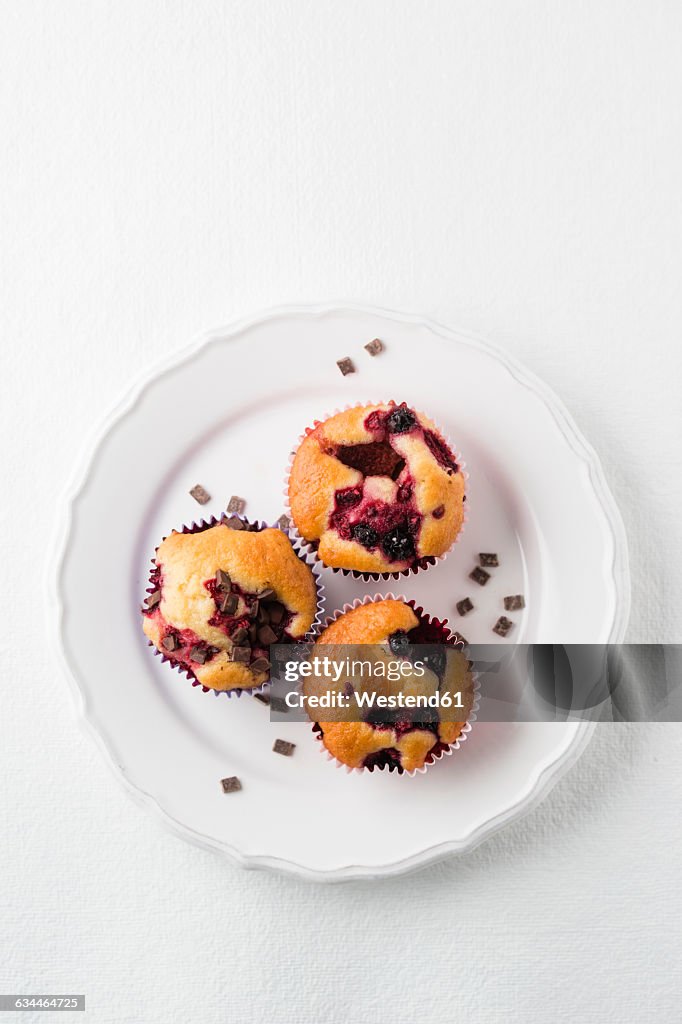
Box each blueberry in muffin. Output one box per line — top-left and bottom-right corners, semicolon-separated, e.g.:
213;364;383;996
142;519;319;692
288;402;465;574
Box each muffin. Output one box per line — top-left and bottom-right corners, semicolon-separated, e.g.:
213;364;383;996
142;518;319;692
311;598;475;774
287;402;465;575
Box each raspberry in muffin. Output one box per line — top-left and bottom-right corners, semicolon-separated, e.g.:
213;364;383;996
142;518;319;692
287;402;465;574
311;598;474;774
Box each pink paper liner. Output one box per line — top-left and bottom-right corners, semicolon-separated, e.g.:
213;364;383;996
309;593;480;777
283;400;468;581
142;513;326;699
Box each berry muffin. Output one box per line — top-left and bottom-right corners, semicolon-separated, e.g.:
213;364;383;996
311;598;475;774
142;518;319;692
287;402;465;575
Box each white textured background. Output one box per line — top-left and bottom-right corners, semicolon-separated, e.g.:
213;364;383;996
2;2;682;1022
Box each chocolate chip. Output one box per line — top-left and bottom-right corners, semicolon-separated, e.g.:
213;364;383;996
249;600;260;620
257;587;275;601
220;593;238;615
250;657;271;673
273;739;296;757
253;691;271;705
493;616;514;637
224;515;244;530
479;553;499;567
144;591;162;609
257;603;269;624
336;357;355;376
364;338;384;356
190;645;208;663
451;631;469;646
231;627;248;645
432;505;445;519
227;495;245;514
265;601;285;625
270;695;290;715
215;569;231;590
456;597;474;616
231;646;251;663
276;514;290;531
220;776;242;793
504;595;525;611
189;484;211;505
162;633;179;651
257;624;278;646
469;567;491;586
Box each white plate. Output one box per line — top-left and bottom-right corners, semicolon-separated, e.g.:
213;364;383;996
49;304;630;881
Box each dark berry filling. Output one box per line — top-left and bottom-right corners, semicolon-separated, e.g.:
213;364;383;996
424;429;459;472
386;404;417;434
352;523;379;549
335;486;363;509
364;409;388;432
381;524;415;561
363;749;402;771
388;630;411;655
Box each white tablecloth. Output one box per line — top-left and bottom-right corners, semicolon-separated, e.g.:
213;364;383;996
2;3;681;1021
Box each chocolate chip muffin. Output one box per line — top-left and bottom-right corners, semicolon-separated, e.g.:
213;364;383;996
288;402;465;574
312;599;474;773
142;518;319;692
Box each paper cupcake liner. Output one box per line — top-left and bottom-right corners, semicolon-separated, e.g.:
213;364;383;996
143;513;325;699
310;593;480;777
283;400;468;582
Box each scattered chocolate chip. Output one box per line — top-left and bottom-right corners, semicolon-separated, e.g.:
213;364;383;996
256;603;269;624
231;646;251;663
276;514;290;531
504;595;525;611
250;657;271;673
220;776;242;794
220;592;238;615
336;357;355;376
144;591;162;609
479;553;499;567
265;601;285;625
253;691;271;705
258;624;278;646
273;738;296;757
456;597;474;616
432;505;445;519
190;645;208;663
162;633;179;651
231;627;248;645
257;587;275;601
270;695;290;715
469;567;491;586
189;484;211;505
227;495;245;514
451;631;469;646
364;338;384;356
248;623;258;644
493;616;514;637
224;515;244;530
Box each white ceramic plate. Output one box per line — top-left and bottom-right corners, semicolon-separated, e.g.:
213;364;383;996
49;305;630;881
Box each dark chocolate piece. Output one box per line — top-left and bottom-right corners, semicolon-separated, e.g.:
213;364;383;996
224;515;244;530
250;657;271;673
144;591;162;609
336;357;355;376
504;595;525;611
257;587;275;601
456;597;474;617
231;645;251;663
479;553;499;567
276;514;290;531
364;338;384;356
190;645;208;664
469;567;491;586
227;495;245;514
273;738;296;757
258;624;278;646
265;601;285;625
493;616;514;637
248;623;258;643
451;631;468;646
270;695;290;715
231;627;248;645
253;691;271;705
220;593;238;615
162;633;179;651
220;776;242;793
189;484;211;505
215;569;231;590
